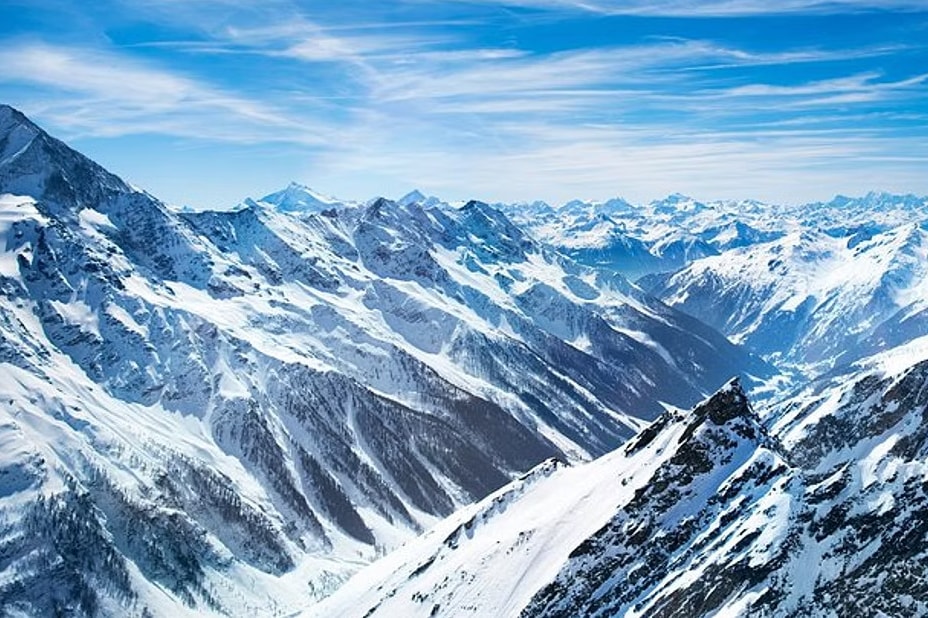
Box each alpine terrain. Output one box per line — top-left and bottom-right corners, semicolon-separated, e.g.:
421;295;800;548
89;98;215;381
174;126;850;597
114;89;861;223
0;104;769;616
3;100;928;618
308;171;928;614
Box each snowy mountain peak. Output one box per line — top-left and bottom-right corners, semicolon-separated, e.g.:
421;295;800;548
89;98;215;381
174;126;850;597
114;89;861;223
601;196;634;213
460;198;492;212
561;198;591;210
398;189;426;205
0;105;132;212
825;190;927;211
651;192;705;213
500;199;554;215
624;376;764;461
257;181;349;213
365;195;395;216
0;103;39;142
457;199;535;259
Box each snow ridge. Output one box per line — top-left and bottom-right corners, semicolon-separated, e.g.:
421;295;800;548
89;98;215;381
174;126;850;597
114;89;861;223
315;360;928;616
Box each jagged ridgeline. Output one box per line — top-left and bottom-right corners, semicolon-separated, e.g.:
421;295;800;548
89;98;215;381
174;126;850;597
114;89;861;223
315;368;928;617
0;104;767;616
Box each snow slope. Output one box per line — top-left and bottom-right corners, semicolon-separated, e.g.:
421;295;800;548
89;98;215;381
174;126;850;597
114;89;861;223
307;380;792;617
645;223;928;373
313;347;928;616
255;182;357;213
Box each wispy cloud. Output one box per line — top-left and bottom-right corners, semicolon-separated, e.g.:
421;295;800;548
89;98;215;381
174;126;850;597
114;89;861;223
221;21;447;62
437;0;928;16
315;118;928;204
348;37;926;140
0;43;331;143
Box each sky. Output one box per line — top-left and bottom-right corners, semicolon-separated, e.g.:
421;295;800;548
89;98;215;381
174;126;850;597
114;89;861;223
1;0;927;209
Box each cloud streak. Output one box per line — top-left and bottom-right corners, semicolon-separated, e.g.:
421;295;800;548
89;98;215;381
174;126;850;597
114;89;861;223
437;0;928;16
0;43;334;144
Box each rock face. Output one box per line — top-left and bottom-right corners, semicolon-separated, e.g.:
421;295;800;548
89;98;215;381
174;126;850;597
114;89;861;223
312;359;928;617
525;380;788;618
0;105;766;616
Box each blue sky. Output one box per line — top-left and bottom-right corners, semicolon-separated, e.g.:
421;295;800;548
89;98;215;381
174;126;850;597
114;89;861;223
2;0;927;208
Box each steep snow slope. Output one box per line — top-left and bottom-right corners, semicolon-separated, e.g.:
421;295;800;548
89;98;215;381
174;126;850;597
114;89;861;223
313;346;928;617
645;223;928;373
0;104;765;616
307;380;793;617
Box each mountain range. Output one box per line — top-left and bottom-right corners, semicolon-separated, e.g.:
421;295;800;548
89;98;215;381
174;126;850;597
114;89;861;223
2;103;927;616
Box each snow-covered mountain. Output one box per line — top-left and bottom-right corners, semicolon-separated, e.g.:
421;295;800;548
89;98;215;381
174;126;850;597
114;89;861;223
0;104;767;616
502;190;928;376
643;222;928;373
254;182;356;213
312;341;928;616
298;182;928;618
6;99;927;618
396;189;446;209
501;194;750;279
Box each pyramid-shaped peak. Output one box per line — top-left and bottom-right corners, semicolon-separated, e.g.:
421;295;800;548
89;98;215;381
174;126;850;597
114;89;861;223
461;198;489;210
258;182;346;213
398;189;426;205
602;197;633;211
398;189;446;208
460;199;516;225
0;104;43;160
693;377;752;426
364;196;396;217
0;104;132;209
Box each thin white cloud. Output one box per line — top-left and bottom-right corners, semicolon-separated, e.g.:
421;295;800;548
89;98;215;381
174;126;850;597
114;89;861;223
0;43;330;143
222;21;445;59
436;0;928;16
358;39;924;130
312;117;928;205
664;71;928;115
367;40;728;107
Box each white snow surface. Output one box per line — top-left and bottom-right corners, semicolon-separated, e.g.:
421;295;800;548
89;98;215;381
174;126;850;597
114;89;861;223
652;222;928;374
306;382;784;618
306;427;684;618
